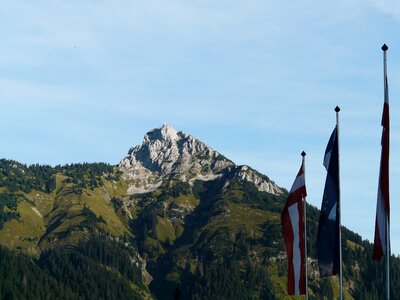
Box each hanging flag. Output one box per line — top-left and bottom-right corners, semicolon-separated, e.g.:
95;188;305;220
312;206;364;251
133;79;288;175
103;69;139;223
317;127;340;277
373;44;390;261
281;162;307;295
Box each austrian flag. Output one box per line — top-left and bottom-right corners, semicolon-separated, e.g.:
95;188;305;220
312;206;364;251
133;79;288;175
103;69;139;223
281;162;307;295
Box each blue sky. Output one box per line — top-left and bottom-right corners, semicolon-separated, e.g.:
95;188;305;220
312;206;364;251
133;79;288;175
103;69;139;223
2;0;400;254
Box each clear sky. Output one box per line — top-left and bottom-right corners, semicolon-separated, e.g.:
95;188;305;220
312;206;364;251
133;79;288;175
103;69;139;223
1;1;400;254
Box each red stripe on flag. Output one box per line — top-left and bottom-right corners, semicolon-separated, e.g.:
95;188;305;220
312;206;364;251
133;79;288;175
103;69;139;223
381;102;389;219
281;163;307;295
373;100;390;261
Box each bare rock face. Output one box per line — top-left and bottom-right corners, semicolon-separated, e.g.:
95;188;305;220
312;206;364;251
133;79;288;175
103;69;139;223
119;124;283;195
232;165;283;194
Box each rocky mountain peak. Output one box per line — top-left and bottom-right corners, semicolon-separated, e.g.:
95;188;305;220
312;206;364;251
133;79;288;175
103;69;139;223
144;123;179;143
119;124;282;196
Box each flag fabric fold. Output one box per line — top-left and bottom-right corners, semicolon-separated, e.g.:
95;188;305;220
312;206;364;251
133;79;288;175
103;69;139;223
317;127;340;277
373;62;390;261
281;163;307;295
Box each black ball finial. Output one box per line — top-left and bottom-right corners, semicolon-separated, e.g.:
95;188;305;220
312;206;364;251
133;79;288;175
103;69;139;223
335;106;340;112
301;151;306;157
382;44;388;51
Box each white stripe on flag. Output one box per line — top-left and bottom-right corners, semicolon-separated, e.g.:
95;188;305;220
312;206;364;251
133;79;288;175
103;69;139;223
328;203;337;221
289;203;301;295
323;151;331;170
290;173;305;193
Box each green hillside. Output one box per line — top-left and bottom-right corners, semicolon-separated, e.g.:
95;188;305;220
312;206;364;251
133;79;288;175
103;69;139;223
0;158;398;299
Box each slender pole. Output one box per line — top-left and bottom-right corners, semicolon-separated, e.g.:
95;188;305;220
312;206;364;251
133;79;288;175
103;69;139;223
387;217;390;300
335;106;343;300
382;43;390;300
301;151;308;300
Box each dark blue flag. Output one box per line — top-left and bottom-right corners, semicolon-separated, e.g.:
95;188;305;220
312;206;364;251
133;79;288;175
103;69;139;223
317;127;340;277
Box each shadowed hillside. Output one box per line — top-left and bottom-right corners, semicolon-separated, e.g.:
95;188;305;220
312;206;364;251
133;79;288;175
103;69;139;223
0;125;398;299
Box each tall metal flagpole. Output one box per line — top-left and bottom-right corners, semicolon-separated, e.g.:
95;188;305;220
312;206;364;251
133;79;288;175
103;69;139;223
301;151;308;300
387;206;390;300
382;43;390;300
335;106;343;300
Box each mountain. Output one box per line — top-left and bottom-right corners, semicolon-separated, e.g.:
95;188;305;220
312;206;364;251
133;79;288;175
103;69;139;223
0;124;398;299
119;124;282;195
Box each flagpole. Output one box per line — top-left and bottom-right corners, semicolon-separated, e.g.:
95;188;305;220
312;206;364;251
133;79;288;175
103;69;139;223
382;43;390;300
335;106;343;300
387;215;390;300
301;151;308;300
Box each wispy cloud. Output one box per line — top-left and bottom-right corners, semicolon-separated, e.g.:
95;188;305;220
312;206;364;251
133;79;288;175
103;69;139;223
369;0;400;18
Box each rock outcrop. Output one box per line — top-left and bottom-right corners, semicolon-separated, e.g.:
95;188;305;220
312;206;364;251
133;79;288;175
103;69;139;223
119;124;283;195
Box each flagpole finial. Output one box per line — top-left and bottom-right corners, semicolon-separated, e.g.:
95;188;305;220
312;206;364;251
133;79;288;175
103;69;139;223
301;151;306;157
382;44;388;51
335;106;340;113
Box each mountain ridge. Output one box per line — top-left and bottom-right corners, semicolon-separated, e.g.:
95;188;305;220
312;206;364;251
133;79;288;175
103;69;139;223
0;124;397;299
119;124;283;195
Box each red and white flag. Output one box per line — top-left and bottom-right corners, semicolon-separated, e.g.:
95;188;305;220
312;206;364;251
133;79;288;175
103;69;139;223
373;45;390;261
281;162;307;295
